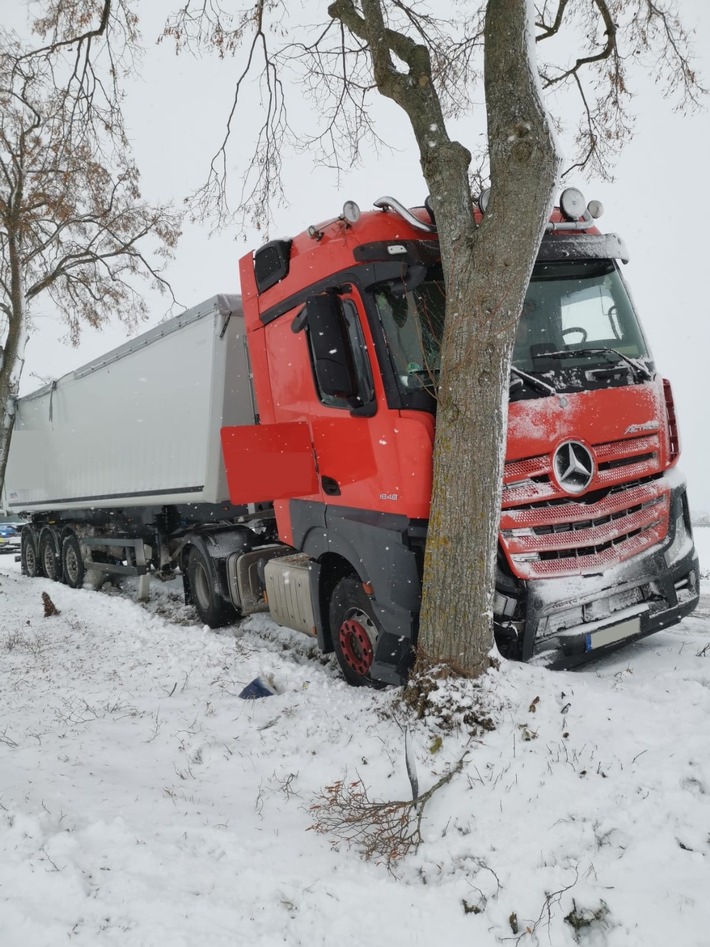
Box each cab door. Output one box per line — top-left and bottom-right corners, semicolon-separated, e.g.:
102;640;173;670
301;290;382;507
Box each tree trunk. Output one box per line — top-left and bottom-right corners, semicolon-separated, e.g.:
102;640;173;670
0;229;28;496
330;0;560;676
418;0;561;672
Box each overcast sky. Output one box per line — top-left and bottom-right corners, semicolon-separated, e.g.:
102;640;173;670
10;1;710;508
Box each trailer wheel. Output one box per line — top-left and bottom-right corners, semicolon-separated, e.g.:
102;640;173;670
187;546;236;629
62;534;85;589
329;576;384;688
39;529;61;582
21;528;41;578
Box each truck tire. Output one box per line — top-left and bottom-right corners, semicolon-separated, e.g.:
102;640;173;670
62;533;85;589
39;528;61;582
21;528;41;578
329;575;384;688
187;545;237;629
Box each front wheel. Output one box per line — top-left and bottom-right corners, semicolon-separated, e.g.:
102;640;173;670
186;546;237;628
329;576;384;688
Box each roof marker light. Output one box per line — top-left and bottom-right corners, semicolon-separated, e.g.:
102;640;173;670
560;187;586;221
341;200;361;225
308;200;361;240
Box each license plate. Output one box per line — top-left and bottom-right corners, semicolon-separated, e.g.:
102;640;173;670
586;614;641;651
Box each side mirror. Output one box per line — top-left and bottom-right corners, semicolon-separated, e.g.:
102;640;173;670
386;263;428;298
304;294;359;400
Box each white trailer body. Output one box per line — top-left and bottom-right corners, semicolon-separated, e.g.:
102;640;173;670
4;295;255;514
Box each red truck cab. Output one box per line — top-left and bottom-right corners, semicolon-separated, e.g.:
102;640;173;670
222;191;699;684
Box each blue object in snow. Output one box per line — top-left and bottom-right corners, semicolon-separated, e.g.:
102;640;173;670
239;677;276;699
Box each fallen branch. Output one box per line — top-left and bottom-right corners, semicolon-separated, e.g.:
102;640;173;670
310;752;468;869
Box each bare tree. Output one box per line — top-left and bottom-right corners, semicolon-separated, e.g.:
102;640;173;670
156;0;703;678
315;0;558;677
0;4;181;492
22;1;695;676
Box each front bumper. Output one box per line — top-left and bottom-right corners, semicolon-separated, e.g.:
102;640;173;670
518;479;699;668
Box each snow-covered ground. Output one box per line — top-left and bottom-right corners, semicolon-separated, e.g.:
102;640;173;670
1;533;709;947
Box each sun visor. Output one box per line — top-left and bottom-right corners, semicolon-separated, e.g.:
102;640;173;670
537;233;629;264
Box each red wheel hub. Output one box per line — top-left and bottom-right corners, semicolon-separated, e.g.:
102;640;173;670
339;616;374;676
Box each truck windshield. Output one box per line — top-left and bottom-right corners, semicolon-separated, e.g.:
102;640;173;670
373;273;445;393
373;258;652;403
512;260;652;388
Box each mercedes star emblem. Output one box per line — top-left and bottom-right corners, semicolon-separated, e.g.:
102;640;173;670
553;441;595;494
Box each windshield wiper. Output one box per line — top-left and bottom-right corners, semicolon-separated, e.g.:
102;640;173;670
533;347;653;383
509;366;556;396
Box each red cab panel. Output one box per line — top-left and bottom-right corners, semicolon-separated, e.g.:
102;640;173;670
221;422;318;504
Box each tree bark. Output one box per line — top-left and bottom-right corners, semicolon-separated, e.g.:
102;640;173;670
418;0;560;672
0;228;27;496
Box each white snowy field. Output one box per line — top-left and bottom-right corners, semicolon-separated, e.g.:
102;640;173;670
1;534;709;947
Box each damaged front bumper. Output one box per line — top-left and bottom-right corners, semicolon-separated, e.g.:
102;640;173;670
504;478;699;668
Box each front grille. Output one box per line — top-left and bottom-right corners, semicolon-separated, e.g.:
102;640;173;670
500;434;669;579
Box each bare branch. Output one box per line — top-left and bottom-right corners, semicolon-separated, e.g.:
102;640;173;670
535;0;571;41
23;0;112;60
310;754;468;870
538;0;617;90
533;0;705;180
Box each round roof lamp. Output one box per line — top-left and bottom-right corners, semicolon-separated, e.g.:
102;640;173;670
341;200;361;224
560;187;587;221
